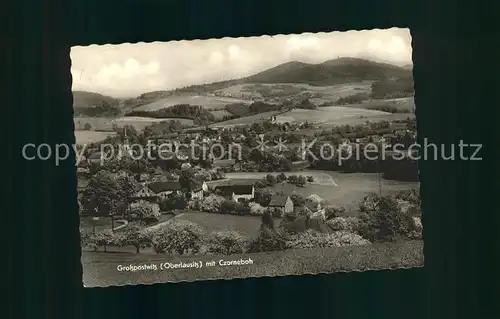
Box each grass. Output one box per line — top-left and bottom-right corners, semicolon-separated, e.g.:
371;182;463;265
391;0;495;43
210;111;283;128
225;171;337;186
223;171;419;212
214;82;374;103
134;95;249;112
342;97;415;113
81;240;424;287
74;131;117;144
174;211;262;237
275;106;393;126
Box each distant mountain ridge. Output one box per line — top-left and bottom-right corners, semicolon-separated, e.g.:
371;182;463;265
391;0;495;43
73;58;412;110
242;57;411;85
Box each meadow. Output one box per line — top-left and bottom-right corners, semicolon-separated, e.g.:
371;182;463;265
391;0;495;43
173;211;263;237
74;131;117;145
81;240;424;287
224;171;420;211
134;95;250;112
275;107;392;125
342;97;415;113
213;82;374;103
210;111;283;128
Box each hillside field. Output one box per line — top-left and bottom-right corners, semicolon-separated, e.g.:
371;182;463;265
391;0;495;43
343;97;415;113
214;81;374;104
134;95;250;112
210;111;283;128
75;131;117;145
82;240;424;287
275;107;391;125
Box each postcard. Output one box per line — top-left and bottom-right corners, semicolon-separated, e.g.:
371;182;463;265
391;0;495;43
70;28;422;287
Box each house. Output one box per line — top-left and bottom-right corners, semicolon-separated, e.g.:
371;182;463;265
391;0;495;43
148;181;183;201
213;159;236;168
268;195;294;215
87;152;103;165
189;180;207;200
211;180;255;202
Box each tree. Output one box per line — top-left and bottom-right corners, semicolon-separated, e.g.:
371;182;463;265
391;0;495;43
83;123;92;130
130;200;159;223
159;193;187;211
81;171;122;217
118;226;153;254
265;174;277;186
151;220;206;255
276;173;287;183
356;194;416;242
206;231;246;255
87;230;116;252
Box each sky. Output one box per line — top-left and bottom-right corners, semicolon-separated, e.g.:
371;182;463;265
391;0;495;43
71;28;412;98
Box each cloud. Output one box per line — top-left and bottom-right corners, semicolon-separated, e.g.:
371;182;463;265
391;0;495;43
71;28;412;97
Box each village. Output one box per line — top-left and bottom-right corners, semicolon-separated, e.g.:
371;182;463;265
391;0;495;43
77;114;421;259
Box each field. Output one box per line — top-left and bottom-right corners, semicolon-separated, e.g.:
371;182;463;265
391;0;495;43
134;95;250;112
173;211;262;237
343;97;415;113
210;111;283;128
214;82;374;104
225;171;337;186
74;116;195;144
74;131;117;144
225;171;419;211
81;240;424;287
275;107;392;125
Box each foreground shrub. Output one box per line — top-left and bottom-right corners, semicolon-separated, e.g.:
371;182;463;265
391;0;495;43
286;230;370;249
206;231;246;255
247;226;290;253
200;194;226;213
152;220;206;255
327;217;360;232
248;202;266;216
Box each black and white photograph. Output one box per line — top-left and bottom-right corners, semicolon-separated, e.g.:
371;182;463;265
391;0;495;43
70;28;422;287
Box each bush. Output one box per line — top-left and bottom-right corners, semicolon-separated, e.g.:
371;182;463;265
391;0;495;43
276;173;287;183
327;217;360;232
324;206;346;219
247;226;290;253
159;194;187;211
286;230;370;249
206;231;246;255
79;228;89;247
152;220;206;255
200;194;226;213
220;200;249;215
248;202;266;216
356;194;417;242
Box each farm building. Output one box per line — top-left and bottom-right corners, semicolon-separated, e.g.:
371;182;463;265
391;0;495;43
213;159;236;168
268;195;294;215
211;180;255;202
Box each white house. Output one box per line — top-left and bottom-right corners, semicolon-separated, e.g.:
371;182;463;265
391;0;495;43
212;180;255;202
268;195;294;216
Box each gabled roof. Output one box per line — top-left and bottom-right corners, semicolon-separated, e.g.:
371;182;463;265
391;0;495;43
268;195;290;207
214;184;254;196
148;181;182;193
213;159;236;167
